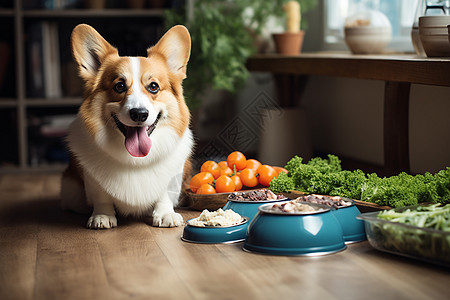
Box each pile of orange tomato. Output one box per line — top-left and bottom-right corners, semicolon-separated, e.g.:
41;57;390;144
189;151;288;194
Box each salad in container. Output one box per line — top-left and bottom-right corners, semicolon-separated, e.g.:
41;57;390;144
357;203;450;267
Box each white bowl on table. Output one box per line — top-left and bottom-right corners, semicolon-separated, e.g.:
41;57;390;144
344;26;392;54
344;10;392;54
418;16;450;57
419;16;450;27
419;34;450;57
448;25;450;45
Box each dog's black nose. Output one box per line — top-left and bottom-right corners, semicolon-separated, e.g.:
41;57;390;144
130;108;149;122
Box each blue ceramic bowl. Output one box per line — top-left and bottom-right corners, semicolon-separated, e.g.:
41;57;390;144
243;203;346;256
222;197;288;221
331;200;366;244
181;217;249;244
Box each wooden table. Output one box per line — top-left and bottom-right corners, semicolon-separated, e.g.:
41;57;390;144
246;53;450;175
1;173;449;300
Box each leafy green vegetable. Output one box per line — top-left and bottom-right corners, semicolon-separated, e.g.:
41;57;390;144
307;154;342;173
269;155;450;208
268;172;295;193
433;168;450;203
377;203;450;231
280;154;344;195
328;169;366;200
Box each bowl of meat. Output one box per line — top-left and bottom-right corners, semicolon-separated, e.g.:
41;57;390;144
243;200;346;256
222;189;288;221
296;194;366;243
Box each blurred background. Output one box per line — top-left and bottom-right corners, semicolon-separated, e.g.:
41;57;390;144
0;0;448;176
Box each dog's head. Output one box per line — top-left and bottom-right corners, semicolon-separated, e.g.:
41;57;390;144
71;24;191;158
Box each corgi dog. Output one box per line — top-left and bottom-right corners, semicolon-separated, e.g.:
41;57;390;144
60;24;193;229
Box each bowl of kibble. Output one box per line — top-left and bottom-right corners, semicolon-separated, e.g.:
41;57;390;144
223;189;288;221
243;200;346;256
181;208;249;244
296;194;366;243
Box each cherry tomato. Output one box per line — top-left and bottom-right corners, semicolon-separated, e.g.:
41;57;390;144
238;168;258;188
196;183;216;194
227;151;247;171
189;172;214;193
257;165;277;187
215;175;235;193
200;160;220;179
245;159;261;172
219;166;233;177
231;175;243;191
218;161;228;169
273;166;288;176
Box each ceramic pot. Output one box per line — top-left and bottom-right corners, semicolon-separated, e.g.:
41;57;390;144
272;31;305;55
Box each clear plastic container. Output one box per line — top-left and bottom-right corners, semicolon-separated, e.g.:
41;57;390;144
358;206;450;267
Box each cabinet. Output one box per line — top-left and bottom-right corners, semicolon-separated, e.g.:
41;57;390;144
0;0;180;172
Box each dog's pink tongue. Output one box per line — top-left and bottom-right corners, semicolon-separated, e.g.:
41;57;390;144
125;127;152;157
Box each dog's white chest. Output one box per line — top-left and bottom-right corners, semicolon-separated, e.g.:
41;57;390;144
67;115;192;214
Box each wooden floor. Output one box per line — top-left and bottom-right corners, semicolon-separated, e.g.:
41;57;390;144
0;173;449;300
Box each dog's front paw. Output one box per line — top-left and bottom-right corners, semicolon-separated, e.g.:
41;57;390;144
87;214;117;229
153;212;183;228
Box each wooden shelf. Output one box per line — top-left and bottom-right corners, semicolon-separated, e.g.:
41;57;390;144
0;9;14;16
0;99;17;107
247;52;450;87
22;9;164;18
25;97;82;107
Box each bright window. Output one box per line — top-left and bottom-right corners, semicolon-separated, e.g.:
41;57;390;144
323;0;420;51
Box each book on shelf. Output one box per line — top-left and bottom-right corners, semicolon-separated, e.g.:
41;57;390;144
42;22;62;98
40;114;76;137
26;21;62;98
0;41;12;97
26;23;45;97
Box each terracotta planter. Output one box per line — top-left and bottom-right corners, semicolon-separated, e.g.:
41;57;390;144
272;31;305;55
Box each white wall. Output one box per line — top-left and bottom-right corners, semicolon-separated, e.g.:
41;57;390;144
300;76;450;174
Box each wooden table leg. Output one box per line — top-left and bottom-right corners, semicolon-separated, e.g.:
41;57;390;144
383;81;411;175
273;74;308;107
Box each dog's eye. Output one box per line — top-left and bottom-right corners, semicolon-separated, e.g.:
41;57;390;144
113;81;127;94
147;82;159;94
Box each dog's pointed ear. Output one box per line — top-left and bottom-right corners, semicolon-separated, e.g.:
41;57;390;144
71;24;118;81
147;25;191;78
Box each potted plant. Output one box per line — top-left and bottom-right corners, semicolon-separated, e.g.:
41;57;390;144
272;1;305;55
165;0;317;107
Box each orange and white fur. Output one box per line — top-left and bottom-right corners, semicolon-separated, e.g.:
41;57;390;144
60;24;193;229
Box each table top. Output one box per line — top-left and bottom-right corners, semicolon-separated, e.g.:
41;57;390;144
0;173;449;300
246;52;450;87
